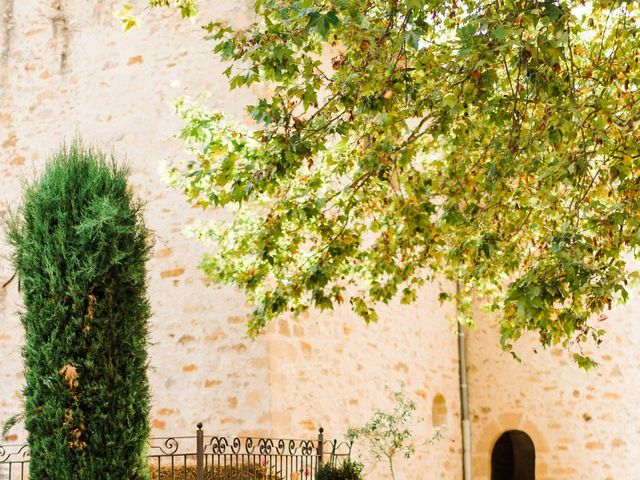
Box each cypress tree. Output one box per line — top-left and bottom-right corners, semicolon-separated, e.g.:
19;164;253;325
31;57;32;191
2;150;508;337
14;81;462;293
7;143;152;480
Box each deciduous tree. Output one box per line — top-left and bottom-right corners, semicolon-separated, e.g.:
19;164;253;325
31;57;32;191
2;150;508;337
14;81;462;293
142;0;640;367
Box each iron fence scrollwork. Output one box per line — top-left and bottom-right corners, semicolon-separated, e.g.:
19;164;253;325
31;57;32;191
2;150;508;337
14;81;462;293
0;424;352;480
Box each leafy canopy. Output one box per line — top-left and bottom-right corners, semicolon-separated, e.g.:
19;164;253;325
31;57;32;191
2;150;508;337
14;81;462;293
149;0;640;366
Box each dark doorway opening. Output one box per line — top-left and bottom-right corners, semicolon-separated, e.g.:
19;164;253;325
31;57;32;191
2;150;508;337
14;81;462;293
491;430;535;480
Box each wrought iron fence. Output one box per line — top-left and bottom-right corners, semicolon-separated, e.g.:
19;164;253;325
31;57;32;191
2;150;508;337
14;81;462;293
0;444;28;480
0;424;352;480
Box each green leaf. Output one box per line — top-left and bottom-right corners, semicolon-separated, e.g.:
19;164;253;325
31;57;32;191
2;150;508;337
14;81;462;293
308;10;340;39
573;354;598;371
443;93;457;108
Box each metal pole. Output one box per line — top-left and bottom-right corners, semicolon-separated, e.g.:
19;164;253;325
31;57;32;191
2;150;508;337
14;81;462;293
317;427;324;467
457;281;472;480
196;422;204;480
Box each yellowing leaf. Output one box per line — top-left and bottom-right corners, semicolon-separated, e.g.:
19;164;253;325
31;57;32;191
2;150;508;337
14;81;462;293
59;364;79;391
114;4;139;31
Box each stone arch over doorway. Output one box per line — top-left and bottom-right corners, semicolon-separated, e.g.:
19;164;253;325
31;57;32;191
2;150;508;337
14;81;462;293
491;430;535;480
472;414;550;480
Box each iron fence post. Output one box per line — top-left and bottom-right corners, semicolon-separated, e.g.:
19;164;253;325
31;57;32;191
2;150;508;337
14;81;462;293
317;427;324;468
196;422;204;480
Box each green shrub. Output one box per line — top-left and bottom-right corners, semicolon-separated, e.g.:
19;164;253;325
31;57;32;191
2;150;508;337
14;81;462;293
149;462;279;480
8;143;153;480
316;460;364;480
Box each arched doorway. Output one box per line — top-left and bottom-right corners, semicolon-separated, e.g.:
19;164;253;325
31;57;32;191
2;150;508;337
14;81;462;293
491;430;535;480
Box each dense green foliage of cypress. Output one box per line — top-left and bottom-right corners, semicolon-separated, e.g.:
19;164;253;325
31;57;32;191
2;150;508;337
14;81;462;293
8;143;152;480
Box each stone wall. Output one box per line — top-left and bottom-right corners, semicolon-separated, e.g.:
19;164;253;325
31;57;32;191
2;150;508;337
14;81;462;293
262;293;463;480
468;295;640;480
0;1;638;479
0;0;274;442
0;2;461;478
